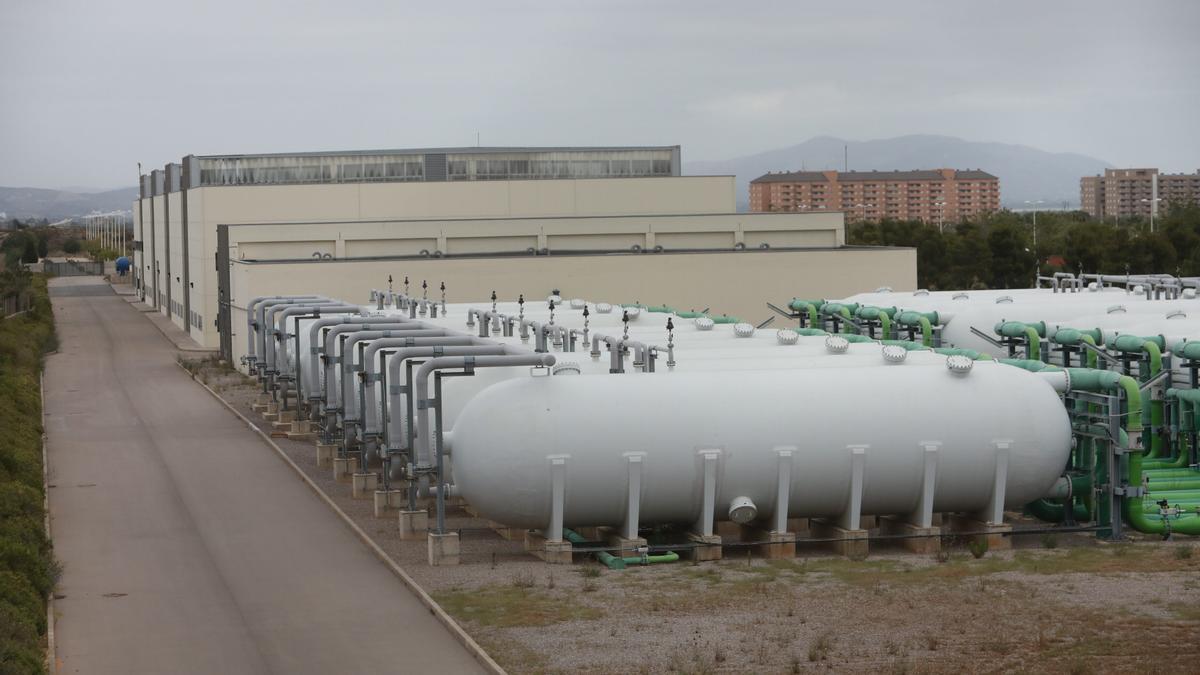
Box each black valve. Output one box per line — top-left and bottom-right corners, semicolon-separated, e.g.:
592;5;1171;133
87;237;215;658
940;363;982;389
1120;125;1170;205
666;317;674;332
582;305;590;318
518;294;524;306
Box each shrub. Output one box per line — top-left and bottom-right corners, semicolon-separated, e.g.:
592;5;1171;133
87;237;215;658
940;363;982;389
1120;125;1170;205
967;537;989;559
62;239;81;254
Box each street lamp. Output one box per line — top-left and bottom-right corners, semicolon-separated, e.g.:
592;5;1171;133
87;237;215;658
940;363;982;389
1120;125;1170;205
933;201;947;233
1024;200;1044;253
1141;198;1163;233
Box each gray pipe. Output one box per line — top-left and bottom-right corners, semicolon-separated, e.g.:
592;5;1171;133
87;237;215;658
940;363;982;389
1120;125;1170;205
244;295;320;365
413;353;556;533
257;297;329;368
268;304;357;376
361;336;492;436
321;323;427;409
304;316;422;400
340;329;450;424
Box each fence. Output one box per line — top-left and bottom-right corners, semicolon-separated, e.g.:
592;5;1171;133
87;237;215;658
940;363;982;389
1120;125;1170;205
44;260;104;276
2;291;32;318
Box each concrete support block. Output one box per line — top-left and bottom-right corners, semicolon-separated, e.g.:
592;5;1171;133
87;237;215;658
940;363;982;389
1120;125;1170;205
600;527;647;558
351;472;378;499
809;519;869;560
740;526;797;559
289;420;312;434
332;456;358;483
878;516;941;554
316;443;337;468
524;530;573;564
427;531;460;566
687;533;723;561
399;509;429;540
488;520;524;541
945;514;1012;552
373;489;407;518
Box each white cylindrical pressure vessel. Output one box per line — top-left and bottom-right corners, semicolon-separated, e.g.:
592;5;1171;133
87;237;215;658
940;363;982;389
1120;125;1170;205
451;362;1071;529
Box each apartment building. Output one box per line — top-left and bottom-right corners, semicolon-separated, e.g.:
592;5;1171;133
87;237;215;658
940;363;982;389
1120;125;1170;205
749;169;1000;225
1080;168;1200;220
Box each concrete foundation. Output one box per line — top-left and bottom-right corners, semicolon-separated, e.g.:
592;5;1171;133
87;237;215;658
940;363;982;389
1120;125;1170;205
351;472;378;499
809;519;869;559
373;489;407;518
600;528;648;558
740;526;797;559
524;530;573;564
427;532;460;566
945;514;1013;552
332;456;359;483
315;443;337;468
687;533;723;561
399;509;429;541
488;520;525;541
878;516;942;554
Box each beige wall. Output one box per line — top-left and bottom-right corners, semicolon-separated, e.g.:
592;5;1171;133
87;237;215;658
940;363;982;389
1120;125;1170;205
226;247;916;364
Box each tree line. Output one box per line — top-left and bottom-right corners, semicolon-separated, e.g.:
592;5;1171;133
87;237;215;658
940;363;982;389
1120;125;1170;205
847;202;1200;290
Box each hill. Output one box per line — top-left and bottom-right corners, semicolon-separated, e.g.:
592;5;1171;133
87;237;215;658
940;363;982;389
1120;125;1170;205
685;135;1111;211
0;185;137;220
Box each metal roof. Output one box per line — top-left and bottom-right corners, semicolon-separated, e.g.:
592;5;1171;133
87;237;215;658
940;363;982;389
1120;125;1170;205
193;145;680;160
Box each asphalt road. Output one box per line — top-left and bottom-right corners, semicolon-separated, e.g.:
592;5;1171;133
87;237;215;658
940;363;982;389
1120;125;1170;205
44;277;485;674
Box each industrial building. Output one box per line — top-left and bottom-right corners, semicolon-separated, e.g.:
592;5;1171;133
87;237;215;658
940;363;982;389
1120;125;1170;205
131;145;916;353
749;168;1000;225
1081;167;1200;221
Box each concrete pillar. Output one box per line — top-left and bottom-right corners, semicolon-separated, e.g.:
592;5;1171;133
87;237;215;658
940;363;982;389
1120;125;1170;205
399;509;428;540
427;531;460;566
546;455;568;542
373;488;407;518
316;443;337;468
621;452;645;541
333;456;359;483
351;472;378;498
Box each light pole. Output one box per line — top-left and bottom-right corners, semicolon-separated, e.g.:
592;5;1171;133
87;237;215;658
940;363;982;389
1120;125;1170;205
1141;198;1162;233
933;201;947;233
1024;200;1044;254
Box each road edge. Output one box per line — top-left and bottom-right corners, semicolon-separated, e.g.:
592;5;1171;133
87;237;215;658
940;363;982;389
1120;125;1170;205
178;364;506;675
41;372;57;675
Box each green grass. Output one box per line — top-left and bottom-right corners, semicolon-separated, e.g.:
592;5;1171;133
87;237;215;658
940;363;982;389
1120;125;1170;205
433;586;603;628
0;272;57;674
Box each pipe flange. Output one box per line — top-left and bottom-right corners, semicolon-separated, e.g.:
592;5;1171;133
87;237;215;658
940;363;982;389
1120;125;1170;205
882;344;907;363
733;322;755;338
569;298;586;310
552;361;582;376
728;496;758;524
776;329;800;345
695;317;715;331
595;302;614;314
1061;368;1071;393
624;307;641;320
1088;282;1101;292
548;294;563;303
946;354;973;374
825;336;849;354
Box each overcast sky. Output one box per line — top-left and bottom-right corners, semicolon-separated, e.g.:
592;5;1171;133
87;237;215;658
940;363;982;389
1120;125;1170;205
2;0;1197;190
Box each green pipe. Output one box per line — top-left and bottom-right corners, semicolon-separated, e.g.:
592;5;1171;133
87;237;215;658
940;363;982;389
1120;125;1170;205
789;299;824;329
1126;452;1200;534
1026;498;1090;523
1064;368;1143;435
710;315;741;325
644;305;674;314
821;303;856;334
789;327;829;337
1049;328;1099;368
933;347;992;360
855;305;894;340
995;321;1042;360
999;358;1055;373
896;310;937;347
881;339;930;351
831;332;877;344
562;529;680;569
674;310;707;319
1172;340;1200;361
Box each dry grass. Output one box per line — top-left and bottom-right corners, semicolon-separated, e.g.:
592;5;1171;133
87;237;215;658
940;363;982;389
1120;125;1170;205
432;586;603;628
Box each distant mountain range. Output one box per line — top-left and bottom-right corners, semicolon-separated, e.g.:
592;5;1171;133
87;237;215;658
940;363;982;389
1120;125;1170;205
0;186;137;220
684;135;1112;211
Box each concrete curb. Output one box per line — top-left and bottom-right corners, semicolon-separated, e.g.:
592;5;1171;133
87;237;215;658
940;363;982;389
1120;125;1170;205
179;364;506;675
40;372;57;675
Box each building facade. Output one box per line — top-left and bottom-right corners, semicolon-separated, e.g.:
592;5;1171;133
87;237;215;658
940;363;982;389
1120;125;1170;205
129;145;914;352
1080;168;1200;221
749;169;1000;225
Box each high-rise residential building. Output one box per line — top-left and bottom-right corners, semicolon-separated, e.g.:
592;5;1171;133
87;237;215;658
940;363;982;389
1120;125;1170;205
748;169;1000;225
1080;168;1200;220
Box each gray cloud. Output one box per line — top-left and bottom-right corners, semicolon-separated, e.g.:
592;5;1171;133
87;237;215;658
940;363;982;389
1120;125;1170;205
1;0;1196;189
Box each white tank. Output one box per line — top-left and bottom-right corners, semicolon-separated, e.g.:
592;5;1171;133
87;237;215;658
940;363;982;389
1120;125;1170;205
450;362;1071;529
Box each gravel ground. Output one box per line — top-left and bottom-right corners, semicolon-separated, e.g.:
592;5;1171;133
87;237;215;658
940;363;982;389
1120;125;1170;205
192;363;1200;675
